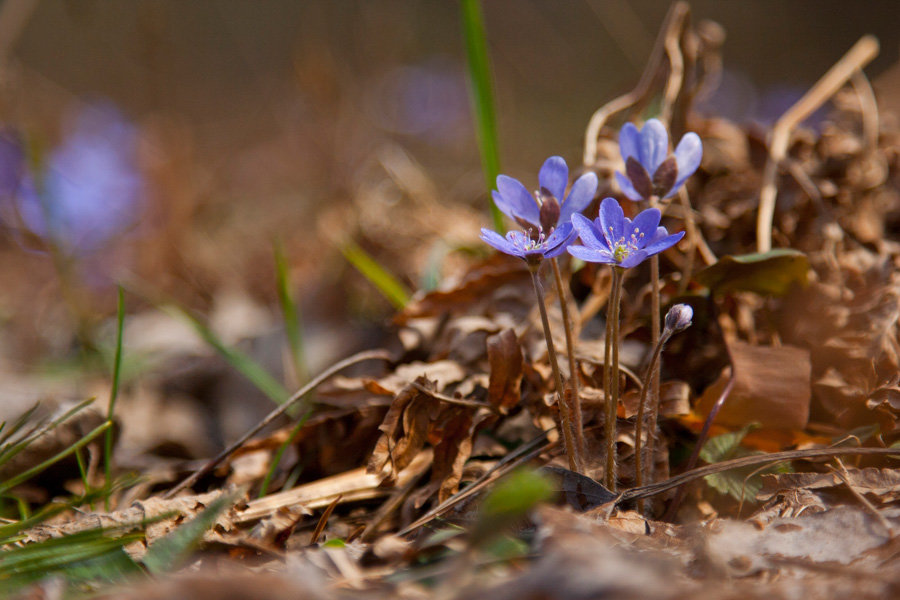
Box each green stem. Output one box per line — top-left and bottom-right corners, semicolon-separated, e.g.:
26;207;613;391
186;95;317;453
604;267;624;491
530;265;579;472
550;257;585;474
104;286;125;510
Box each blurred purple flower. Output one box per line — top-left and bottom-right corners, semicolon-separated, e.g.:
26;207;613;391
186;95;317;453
568;197;684;269
480;222;576;263
615;119;702;201
14;101;144;253
492;156;597;233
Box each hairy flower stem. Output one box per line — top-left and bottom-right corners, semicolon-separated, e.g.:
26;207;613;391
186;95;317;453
550;257;585;474
647;194;661;484
603;267;624;491
634;328;673;514
530;265;580;472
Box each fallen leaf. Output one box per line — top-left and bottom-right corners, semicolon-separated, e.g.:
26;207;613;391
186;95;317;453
696;340;811;430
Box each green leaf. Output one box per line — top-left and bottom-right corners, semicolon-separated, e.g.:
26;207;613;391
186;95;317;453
341;241;411;309
695;249;809;297
471;469;555;547
700;425;792;503
699;424;757;464
142;493;234;575
460;0;504;232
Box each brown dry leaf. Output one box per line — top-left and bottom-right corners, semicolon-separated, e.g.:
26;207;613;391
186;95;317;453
696;340;811;430
486;328;524;414
368;360;467;396
759;467;900;504
20;491;231;559
368;378;440;480
396;254;529;324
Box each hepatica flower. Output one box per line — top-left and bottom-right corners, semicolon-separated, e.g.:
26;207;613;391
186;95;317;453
568;197;684;269
615;119;702;201
11;101;144;254
481;156;597;264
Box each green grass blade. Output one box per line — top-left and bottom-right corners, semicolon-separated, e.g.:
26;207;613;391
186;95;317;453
164;305;290;405
0;398;94;468
104;286;126;510
0;420;112;497
461;0;504;232
0;529;143;593
0;403;40;446
257;411;310;498
341;241;411;309
274;240;309;385
142;493;234;575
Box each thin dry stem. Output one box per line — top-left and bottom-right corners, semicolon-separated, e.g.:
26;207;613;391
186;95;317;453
604;267;624;491
531;268;581;472
757;35;879;252
551;257;586;474
166;349;393;498
582;2;689;167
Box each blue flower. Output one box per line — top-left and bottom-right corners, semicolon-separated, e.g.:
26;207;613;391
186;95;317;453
492;156;597;233
567;197;684;269
10;101;145;254
615;119;702;201
480;222;576;264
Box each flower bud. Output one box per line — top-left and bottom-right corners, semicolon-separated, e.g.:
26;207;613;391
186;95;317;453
664;303;693;334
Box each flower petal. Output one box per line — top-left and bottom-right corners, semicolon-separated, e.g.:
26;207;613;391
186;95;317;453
480;228;523;257
559;171;597;223
571;213;606;250
598;197;625;246
614;171;643;201
618;122;640;163
619;249;649;269
631;207;661;246
495;175;540;226
641;230;685;257
638;119;669;175
670;132;703;195
567;244;616;265
538;156;568;204
543;222;576;258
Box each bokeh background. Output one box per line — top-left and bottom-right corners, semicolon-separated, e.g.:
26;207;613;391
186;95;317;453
0;0;898;369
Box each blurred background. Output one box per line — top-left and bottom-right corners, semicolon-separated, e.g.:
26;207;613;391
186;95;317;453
0;0;897;376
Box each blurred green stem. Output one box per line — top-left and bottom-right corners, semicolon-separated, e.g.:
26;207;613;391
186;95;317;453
104;286;125;510
274;241;309;386
460;0;504;231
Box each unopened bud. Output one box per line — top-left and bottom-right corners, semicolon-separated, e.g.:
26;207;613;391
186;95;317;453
664;303;693;334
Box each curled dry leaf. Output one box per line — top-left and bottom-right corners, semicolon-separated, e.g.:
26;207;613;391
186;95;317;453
696;340;811;431
486;328;524;414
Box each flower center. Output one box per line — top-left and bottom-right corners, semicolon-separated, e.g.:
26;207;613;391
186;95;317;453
608;226;645;263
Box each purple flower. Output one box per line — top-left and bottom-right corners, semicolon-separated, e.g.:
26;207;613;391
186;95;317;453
480;222;576;264
12;101;144;254
615;119;702;201
567;197;684;269
492;156;597;234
